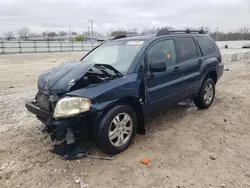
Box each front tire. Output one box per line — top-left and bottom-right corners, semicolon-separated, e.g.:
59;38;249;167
97;105;137;154
194;78;215;109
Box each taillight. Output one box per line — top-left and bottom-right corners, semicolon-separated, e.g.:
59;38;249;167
218;55;222;63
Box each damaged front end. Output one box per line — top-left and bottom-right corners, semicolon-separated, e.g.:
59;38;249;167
25;61;123;146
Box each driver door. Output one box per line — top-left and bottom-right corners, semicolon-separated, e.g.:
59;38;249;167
144;38;184;114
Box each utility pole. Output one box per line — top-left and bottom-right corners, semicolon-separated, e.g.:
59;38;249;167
88;19;94;39
68;22;71;61
87;26;90;38
216;27;219;41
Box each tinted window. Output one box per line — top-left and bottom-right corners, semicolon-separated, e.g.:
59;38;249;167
147;39;176;67
175;38;198;63
195;36;215;56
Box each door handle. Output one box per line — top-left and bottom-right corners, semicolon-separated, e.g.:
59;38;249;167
173;66;180;72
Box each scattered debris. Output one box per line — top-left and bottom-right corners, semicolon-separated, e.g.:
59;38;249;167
141;158;150;166
220;183;226;187
0;163;8;171
224;119;227;122
75;178;89;188
86;154;115;161
8;86;14;88
74;179;80;184
176;185;185;188
120;167;126;171
210;155;217;160
220;139;226;144
224;68;230;71
80;178;89;188
231;122;236;125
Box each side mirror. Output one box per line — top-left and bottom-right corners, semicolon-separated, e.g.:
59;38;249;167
149;60;166;73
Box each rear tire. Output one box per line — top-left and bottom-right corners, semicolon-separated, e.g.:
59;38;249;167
194;78;215;109
97;105;137;154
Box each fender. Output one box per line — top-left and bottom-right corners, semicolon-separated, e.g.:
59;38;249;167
199;57;218;87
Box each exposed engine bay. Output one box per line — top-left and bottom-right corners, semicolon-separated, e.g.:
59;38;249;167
69;64;122;91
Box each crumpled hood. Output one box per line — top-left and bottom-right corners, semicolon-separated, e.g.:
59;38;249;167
38;61;94;94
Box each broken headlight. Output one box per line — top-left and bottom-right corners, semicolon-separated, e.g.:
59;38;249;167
53;97;91;118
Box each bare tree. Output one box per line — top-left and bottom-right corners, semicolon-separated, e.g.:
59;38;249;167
239;26;250;40
47;32;57;37
111;30;127;36
29;32;39;38
71;31;78;35
58;31;67;36
17;28;30;41
141;26;174;35
199;26;211;33
41;31;48;37
4;31;14;41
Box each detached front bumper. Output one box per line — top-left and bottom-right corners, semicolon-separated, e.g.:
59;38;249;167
25;100;52;123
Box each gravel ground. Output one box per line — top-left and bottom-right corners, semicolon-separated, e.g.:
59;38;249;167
0;52;250;188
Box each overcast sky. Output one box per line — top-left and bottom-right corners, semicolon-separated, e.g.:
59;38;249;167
0;0;249;35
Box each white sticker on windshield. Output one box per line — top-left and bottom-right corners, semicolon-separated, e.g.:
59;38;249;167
127;41;144;45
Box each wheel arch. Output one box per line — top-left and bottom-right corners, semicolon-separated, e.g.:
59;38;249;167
93;96;145;141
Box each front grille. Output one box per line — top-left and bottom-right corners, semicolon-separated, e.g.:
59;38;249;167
36;91;52;112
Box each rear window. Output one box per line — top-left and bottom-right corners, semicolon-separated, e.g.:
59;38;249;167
195;36;215;56
175;37;198;63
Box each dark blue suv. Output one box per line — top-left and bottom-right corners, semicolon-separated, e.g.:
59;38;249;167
25;29;224;154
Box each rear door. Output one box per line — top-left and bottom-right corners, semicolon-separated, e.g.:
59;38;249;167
174;37;202;98
144;38;184;114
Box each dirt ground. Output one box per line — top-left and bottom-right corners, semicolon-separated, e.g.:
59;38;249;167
0;52;250;188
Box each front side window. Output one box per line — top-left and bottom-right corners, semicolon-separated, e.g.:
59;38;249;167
147;39;176;67
82;40;144;73
175;37;198;63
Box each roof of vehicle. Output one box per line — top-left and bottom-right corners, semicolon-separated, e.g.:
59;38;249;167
114;35;155;41
112;29;208;42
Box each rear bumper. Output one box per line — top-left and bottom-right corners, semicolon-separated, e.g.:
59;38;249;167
217;63;224;80
25;100;52;122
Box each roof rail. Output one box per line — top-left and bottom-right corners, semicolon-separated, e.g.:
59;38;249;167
156;29;206;36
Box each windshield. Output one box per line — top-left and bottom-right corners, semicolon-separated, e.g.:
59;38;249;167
81;40;145;73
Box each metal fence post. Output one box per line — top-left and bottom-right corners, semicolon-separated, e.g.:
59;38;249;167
71;41;74;51
34;41;37;53
60;41;63;52
0;41;4;54
18;41;22;53
82;41;84;51
91;41;94;49
47;41;50;52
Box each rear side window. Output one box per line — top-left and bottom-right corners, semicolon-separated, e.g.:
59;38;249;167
195;36;215;56
175;38;198;63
